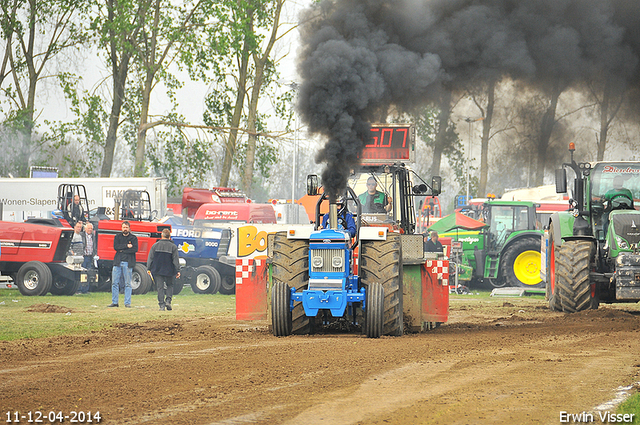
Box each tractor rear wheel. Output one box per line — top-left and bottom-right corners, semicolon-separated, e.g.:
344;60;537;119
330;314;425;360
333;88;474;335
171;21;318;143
16;261;52;296
173;275;184;295
132;263;152;295
364;282;384;338
556;240;594;312
502;237;544;288
50;276;80;295
191;265;221;294
218;272;236;295
360;233;403;336
272;281;293;336
271;232;311;334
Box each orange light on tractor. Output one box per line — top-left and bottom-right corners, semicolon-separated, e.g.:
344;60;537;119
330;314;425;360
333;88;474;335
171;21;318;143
378;230;385;237
487;193;496;199
569;142;575;152
289;229;296;236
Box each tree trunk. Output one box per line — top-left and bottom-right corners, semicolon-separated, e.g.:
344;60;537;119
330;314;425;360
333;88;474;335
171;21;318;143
534;80;562;186
241;0;283;196
429;89;452;178
134;69;154;177
219;25;252;187
100;56;130;177
478;79;495;197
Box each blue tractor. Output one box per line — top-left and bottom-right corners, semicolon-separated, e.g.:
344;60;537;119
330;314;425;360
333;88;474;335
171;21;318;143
160;215;234;295
271;181;399;338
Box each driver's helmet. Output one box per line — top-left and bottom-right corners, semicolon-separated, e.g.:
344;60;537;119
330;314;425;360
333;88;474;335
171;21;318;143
336;196;347;214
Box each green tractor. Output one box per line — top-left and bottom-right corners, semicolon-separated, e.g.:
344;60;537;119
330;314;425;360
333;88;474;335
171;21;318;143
542;144;640;312
434;200;545;289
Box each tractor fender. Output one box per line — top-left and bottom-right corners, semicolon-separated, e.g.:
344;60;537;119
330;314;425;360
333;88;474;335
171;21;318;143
549;211;595;248
501;231;542;255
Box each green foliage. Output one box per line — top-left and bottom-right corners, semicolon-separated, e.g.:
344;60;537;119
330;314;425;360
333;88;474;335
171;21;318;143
146;123;219;197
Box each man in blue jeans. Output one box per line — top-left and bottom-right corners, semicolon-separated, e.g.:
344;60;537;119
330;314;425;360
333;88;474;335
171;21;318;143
108;221;138;308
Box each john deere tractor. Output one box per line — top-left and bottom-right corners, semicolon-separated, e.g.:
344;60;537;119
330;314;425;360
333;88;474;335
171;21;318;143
543;143;640;312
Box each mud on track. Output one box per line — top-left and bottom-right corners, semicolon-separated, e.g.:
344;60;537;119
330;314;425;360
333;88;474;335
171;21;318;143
2;296;640;424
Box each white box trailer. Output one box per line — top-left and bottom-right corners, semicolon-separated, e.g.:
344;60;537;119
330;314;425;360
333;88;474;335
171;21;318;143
0;177;168;221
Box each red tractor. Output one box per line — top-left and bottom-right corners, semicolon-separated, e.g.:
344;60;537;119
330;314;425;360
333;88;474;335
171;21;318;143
55;185;170;294
0;219;88;295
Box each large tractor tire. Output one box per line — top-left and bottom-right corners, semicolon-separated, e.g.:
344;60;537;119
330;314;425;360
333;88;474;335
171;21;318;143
502;237;544;288
364;282;384;338
556;240;594;313
131;263;152;295
218;271;236;295
359;232;404;336
50;276;80;295
272;281;293;336
16;261;52;296
271;232;312;335
546;225;562;311
191;265;221;294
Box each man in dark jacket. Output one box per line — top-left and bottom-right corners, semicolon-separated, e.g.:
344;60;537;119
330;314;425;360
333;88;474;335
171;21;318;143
424;231;443;253
108;221;138;308
147;228;181;311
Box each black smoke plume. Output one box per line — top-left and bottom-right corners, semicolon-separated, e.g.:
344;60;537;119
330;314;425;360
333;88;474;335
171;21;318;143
296;0;640;196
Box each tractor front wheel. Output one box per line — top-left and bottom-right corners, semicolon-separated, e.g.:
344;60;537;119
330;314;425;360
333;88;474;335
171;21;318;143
556;240;594;312
272;281;293;336
364;282;384;338
360;233;404;336
16;261;52;296
271;232;311;334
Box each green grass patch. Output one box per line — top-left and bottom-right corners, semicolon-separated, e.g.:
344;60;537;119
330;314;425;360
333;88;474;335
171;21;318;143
449;288;546;300
618;393;640;424
0;287;236;341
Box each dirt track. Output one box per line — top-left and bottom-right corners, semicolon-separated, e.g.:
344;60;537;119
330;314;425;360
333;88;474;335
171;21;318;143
2;297;640;424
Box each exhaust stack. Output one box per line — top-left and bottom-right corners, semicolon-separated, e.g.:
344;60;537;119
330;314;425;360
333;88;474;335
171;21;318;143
329;202;338;230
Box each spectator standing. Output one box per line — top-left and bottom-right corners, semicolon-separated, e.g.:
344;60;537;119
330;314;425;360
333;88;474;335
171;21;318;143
108;221;138;308
424;231;443;253
78;222;97;294
69;221;84;256
147;229;181;311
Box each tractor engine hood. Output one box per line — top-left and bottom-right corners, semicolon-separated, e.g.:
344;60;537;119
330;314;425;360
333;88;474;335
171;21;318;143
610;211;640;250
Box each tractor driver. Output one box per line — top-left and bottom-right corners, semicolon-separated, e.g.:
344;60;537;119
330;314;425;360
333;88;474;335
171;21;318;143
322;197;357;238
602;175;634;236
358;177;392;214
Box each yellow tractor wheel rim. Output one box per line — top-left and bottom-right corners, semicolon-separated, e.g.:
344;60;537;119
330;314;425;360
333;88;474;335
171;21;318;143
513;250;542;286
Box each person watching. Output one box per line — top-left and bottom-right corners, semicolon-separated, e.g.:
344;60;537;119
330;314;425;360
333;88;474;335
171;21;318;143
358;177;392;214
424;231;443;253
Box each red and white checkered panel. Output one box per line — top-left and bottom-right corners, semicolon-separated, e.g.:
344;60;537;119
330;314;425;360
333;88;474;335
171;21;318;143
235;258;264;285
426;260;449;286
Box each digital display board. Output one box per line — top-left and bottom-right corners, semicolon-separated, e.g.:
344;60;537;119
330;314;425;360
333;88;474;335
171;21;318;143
359;124;415;164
